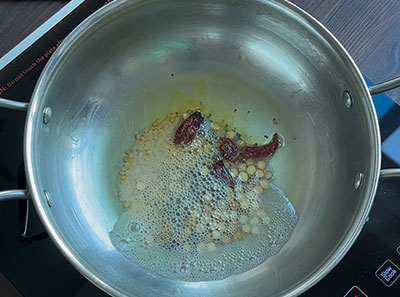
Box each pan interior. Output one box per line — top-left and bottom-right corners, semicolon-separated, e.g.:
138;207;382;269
27;0;379;296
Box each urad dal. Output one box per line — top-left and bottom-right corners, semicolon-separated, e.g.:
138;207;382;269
110;111;297;281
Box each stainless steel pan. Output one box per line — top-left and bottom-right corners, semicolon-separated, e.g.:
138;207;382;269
1;0;400;296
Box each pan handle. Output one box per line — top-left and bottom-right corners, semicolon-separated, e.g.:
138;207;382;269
370;79;400;178
369;77;400;95
380;168;400;178
0;97;29;111
0;190;30;202
0;98;30;201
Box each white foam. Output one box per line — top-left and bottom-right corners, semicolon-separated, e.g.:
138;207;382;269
110;113;297;281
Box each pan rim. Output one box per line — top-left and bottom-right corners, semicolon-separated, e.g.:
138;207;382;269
269;1;381;296
24;0;381;296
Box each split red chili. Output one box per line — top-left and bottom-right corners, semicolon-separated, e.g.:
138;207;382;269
174;112;204;145
240;133;279;159
213;160;236;188
219;138;239;161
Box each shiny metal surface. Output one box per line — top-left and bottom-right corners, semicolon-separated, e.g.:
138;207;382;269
0;98;29;111
380;169;400;178
0;189;30;201
354;172;364;190
343;91;353;109
42;106;52;124
5;0;391;296
369;77;400;95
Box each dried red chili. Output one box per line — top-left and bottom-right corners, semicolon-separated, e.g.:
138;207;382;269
240;133;279;159
213;160;235;188
219;138;239;161
174;112;204;145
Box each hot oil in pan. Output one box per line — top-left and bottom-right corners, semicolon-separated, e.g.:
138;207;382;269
110;111;297;281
